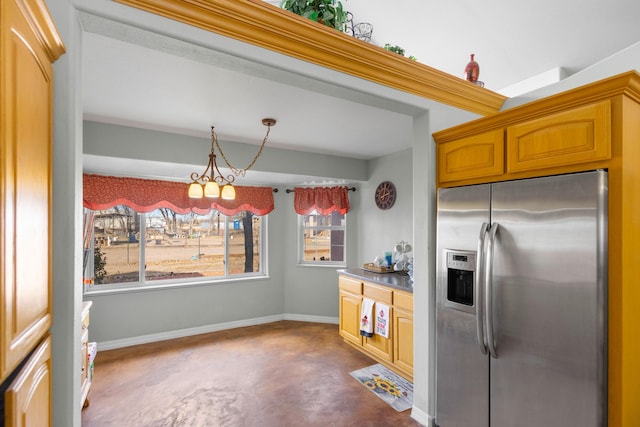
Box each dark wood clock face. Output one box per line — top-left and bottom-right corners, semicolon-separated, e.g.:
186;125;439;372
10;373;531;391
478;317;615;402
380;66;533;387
375;181;396;210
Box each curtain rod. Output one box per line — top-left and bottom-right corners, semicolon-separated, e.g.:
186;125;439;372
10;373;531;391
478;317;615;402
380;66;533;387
285;187;356;193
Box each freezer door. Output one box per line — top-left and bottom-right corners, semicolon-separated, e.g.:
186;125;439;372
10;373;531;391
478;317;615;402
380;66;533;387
489;171;607;427
436;184;490;427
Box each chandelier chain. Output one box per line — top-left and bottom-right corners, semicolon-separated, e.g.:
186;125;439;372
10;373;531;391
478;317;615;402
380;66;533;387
213;124;272;178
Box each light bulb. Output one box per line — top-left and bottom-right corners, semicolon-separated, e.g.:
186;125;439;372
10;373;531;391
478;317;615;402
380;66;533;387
188;182;203;198
221;184;236;200
204;181;220;198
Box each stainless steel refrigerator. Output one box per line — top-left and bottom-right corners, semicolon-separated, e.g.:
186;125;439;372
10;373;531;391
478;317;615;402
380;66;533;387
435;170;607;427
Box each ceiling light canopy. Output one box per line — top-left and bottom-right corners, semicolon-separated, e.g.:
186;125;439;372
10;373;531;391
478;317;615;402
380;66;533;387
188;118;276;200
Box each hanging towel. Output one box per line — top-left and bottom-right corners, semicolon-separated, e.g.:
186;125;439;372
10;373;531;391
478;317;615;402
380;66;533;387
360;298;375;337
375;303;390;338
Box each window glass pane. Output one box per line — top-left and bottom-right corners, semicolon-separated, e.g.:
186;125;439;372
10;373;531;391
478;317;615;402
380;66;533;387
330;211;344;226
303;214;317;227
144;209;225;281
301;211;345;263
85;205;265;290
330;229;345;262
92;206;140;284
228;212;261;275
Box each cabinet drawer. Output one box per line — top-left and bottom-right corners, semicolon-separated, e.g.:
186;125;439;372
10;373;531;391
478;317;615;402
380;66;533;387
363;284;392;305
507;100;611;173
437;129;504;184
339;276;362;294
394;291;413;312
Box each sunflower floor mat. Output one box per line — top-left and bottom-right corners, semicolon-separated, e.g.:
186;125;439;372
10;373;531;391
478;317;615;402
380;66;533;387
349;364;413;412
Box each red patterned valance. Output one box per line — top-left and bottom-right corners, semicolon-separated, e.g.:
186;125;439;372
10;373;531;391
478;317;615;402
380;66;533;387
83;174;274;216
293;186;351;215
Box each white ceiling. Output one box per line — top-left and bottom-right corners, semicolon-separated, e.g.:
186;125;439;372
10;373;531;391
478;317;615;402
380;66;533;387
81;0;640;184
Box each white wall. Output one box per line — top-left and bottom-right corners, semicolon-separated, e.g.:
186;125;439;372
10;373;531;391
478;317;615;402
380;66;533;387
357;148;413;264
502;42;640;109
282;185;362;319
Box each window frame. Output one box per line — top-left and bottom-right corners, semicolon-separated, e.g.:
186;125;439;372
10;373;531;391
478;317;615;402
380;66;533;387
83;207;268;295
297;210;347;267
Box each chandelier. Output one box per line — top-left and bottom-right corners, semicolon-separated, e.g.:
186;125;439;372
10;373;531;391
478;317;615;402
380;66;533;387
188;118;276;200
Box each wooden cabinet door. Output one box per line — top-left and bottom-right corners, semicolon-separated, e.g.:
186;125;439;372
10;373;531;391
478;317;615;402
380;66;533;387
1;0;57;383
437;129;504;185
339;290;362;345
4;335;52;427
507;100;611;173
393;307;414;378
361;283;393;361
363;326;393;362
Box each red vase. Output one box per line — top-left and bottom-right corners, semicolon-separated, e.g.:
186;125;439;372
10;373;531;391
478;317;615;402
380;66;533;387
465;54;480;83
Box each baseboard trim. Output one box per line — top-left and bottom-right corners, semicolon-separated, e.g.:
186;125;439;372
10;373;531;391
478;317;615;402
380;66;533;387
284;313;339;324
97;314;338;351
410;406;433;426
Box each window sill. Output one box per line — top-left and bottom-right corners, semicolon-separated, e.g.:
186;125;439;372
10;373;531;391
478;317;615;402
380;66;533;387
83;274;270;297
297;263;346;268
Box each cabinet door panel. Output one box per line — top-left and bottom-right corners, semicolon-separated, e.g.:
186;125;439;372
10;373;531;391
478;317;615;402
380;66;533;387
1;0;54;382
363;309;393;362
4;336;52;427
437;129;504;184
394;308;414;378
339;291;362;345
507;100;611;173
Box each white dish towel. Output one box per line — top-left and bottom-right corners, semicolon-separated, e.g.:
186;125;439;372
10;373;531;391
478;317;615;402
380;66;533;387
360;298;375;337
375;302;390;338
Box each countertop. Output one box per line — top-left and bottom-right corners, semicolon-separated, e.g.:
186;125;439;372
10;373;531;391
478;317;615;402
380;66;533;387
338;268;413;293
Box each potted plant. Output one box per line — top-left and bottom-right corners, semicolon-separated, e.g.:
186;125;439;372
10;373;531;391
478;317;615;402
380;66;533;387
280;0;349;32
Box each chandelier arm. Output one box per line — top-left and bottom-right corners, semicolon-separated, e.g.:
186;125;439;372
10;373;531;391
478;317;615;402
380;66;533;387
211;154;235;185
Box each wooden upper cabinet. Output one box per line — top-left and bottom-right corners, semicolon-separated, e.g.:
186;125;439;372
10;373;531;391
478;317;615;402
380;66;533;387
507;100;611;173
435;99;613;187
437;129;504;185
1;0;64;383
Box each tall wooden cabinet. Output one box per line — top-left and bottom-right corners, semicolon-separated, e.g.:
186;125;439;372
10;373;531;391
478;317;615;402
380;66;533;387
433;71;640;427
0;0;65;424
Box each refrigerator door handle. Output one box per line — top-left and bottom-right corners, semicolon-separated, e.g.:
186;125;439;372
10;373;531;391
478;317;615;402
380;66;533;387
476;222;489;355
485;222;499;359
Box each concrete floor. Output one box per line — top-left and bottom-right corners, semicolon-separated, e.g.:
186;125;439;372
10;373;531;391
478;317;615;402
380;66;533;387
81;321;422;426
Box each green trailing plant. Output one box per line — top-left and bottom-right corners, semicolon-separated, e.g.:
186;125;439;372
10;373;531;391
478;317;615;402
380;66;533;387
280;0;349;32
384;44;405;56
384;44;417;61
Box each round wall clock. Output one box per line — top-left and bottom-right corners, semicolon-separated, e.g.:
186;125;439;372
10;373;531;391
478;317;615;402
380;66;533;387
374;181;396;210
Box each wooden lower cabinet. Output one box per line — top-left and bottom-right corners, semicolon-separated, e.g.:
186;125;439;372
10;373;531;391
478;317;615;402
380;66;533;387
3;335;52;427
338;274;413;381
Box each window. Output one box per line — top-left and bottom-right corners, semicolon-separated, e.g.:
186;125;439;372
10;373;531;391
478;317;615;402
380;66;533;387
84;205;265;291
299;210;346;266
